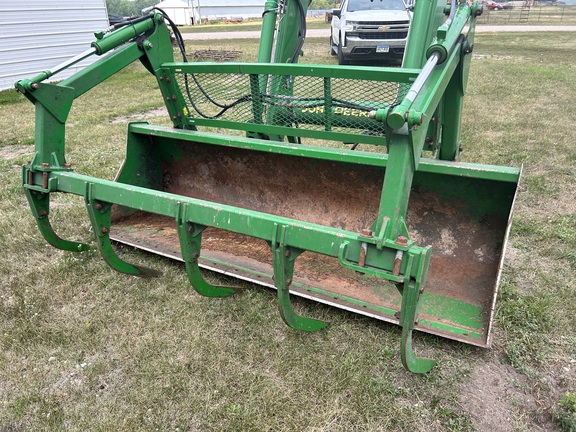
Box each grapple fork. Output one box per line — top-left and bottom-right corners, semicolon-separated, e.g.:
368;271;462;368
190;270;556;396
16;3;520;373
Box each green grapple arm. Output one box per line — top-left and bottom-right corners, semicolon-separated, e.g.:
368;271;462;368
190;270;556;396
15;13;173;167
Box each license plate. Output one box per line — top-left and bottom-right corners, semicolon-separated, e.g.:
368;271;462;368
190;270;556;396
376;45;390;53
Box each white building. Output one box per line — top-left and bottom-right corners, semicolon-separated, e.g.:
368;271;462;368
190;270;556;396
152;0;196;25
0;0;109;91
192;0;265;22
150;0;266;25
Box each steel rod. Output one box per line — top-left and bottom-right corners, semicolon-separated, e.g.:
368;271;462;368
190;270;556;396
403;52;440;103
44;47;97;81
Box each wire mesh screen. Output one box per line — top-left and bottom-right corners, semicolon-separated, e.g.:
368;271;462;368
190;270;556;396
174;71;410;137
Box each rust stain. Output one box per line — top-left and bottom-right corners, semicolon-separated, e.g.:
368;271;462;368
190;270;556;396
158;142;383;232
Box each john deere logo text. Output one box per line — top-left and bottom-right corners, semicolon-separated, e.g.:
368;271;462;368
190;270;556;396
300;107;370;117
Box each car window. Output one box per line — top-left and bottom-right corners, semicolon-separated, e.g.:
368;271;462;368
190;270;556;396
346;0;406;12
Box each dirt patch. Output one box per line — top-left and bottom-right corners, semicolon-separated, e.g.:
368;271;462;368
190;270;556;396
111;107;168;124
458;360;560;431
473;54;516;62
0;145;31;161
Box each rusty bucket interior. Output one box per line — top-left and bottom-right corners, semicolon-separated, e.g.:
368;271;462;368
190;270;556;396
109;125;519;347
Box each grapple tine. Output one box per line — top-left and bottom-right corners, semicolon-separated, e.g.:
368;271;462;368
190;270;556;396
25;189;89;252
85;185;142;276
176;218;239;298
272;225;328;332
401;328;437;374
398;252;436;374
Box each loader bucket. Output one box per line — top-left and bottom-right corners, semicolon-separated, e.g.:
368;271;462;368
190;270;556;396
110;123;520;348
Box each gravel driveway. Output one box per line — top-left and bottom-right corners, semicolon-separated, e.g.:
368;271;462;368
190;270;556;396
182;25;576;40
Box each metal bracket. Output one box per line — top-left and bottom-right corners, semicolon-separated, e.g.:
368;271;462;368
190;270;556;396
338;242;405;283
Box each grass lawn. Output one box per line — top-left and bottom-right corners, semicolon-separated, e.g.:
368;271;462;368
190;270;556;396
0;31;575;431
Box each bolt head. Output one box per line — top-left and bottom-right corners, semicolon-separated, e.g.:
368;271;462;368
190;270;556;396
360;228;373;237
395;236;408;246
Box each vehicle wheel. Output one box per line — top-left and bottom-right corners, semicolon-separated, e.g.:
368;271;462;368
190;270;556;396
330;32;337;56
338;41;348;65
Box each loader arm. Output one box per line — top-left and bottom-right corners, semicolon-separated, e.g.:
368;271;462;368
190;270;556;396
16;1;520;373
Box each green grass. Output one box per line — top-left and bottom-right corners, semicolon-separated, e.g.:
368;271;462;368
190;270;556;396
556;392;576;431
1;33;575;431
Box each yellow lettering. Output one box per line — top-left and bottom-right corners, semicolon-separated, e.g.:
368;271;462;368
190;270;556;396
303;107;326;114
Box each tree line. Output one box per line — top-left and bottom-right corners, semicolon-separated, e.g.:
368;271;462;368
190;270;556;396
106;0;158;16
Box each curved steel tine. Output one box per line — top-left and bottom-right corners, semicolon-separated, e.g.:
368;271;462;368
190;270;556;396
271;225;328;332
177;220;239;298
85;196;144;276
398;275;437;374
25;189;89;252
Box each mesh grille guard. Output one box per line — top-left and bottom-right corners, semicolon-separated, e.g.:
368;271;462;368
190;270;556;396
169;64;414;144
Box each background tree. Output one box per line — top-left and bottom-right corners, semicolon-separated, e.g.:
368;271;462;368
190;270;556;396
311;0;340;9
106;0;158;16
107;0;339;16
